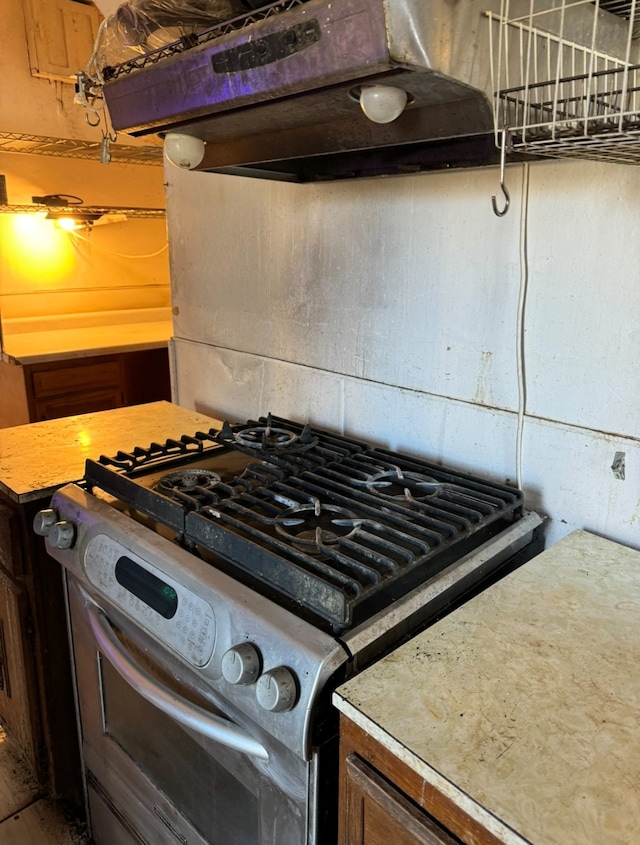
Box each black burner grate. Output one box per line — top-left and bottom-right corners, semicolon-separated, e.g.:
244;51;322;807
185;444;521;631
85;415;523;633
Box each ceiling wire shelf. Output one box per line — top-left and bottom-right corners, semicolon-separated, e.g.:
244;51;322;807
0;204;165;218
0;132;163;166
489;0;640;164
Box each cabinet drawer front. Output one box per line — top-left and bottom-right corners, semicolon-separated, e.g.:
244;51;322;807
0;503;23;579
33;388;124;422
342;754;462;845
32;361;122;397
87;784;142;845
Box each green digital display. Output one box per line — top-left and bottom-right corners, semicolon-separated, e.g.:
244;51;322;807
115;556;178;619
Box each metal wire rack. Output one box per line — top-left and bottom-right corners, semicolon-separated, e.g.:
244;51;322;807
0;133;163;166
0;204;165;219
489;0;640;163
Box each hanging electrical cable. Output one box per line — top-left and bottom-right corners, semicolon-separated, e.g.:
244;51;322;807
515;162;530;491
70;229;168;259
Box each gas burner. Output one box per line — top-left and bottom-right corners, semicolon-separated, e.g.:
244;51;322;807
362;467;466;503
275;502;363;550
156;469;223;497
217;414;319;455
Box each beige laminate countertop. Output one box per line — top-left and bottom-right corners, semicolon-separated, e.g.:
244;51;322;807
334;530;640;845
0;401;222;503
0;320;173;365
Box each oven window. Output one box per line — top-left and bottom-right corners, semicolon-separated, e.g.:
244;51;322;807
100;657;259;844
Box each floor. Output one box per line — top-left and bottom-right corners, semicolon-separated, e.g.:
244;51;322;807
0;727;90;844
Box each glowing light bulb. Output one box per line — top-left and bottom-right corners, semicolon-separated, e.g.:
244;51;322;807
4;214;75;280
164;133;206;169
55;217;80;231
359;86;408;124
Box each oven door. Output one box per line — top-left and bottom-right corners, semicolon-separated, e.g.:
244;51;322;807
66;575;311;845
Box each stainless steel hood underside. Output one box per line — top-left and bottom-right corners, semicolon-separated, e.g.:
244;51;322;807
102;0;508;180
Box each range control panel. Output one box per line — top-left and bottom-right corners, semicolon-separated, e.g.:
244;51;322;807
84;534;216;668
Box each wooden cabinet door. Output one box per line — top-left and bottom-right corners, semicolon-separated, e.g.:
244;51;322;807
22;0;102;83
341;754;462;845
0;503;23;579
0;569;41;774
25;350;170;423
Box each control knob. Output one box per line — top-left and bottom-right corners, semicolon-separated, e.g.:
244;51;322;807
256;667;297;712
221;644;261;685
48;521;76;550
33;509;58;537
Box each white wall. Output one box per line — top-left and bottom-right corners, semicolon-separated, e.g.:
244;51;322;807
165;159;640;549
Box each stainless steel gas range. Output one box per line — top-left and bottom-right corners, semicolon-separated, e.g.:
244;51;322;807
35;414;543;845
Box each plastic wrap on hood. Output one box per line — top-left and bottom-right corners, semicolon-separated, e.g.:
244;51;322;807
88;0;266;79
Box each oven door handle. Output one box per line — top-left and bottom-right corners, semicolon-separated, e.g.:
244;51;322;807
86;602;269;762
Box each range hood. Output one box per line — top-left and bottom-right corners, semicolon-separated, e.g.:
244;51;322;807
102;0;505;181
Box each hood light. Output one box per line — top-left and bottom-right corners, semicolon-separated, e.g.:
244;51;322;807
164;133;206;169
357;85;408;124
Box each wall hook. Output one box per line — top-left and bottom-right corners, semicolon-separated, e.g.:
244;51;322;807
85;111;101;128
492;128;511;217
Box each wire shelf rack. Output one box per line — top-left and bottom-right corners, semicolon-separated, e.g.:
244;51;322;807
0;133;163;166
489;0;640;163
0;205;165;218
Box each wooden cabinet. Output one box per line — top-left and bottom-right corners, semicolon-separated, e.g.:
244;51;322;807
339;716;503;845
0;348;171;429
29;358;124;422
22;0;102;83
0;495;83;809
0;567;40;772
342;753;461;845
0;502;24;578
